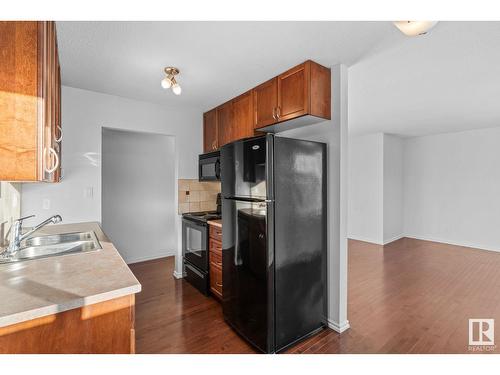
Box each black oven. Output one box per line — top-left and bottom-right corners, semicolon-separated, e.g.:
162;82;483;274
182;216;209;294
199;151;220;181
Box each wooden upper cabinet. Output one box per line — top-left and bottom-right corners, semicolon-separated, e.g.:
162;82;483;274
254;60;331;130
202;60;330;149
217;101;233;148
253;78;278;129
0;21;62;182
203;108;218;153
232;91;254;141
277;62;309;121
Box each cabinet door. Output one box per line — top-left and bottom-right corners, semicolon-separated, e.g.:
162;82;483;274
232;91;254;141
277;62;309;122
203;108;218;152
253;78;277;129
0;21;39;181
217;101;233;148
42;21;60;182
210;263;223;300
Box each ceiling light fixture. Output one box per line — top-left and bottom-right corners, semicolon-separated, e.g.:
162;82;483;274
161;67;182;95
393;21;438;36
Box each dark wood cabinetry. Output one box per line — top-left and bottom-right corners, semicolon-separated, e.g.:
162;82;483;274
208;222;223;300
0;295;135;354
203;109;218;153
253;78;278;129
232;91;254;141
217;101;233;148
202;60;330;150
254;60;331;131
0;21;62;182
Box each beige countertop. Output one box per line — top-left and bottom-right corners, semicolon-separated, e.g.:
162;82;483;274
207;219;222;228
0;222;141;328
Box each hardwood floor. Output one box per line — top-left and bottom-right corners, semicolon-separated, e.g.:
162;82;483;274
129;238;500;354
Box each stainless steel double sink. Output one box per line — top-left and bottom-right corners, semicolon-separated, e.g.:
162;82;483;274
0;231;102;264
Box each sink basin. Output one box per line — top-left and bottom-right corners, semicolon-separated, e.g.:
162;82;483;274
0;231;102;264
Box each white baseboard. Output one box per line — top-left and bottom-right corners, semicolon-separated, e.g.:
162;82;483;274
348;234;405;246
327;319;350;333
347;235;383;245
383;234;405;245
125;250;176;265
173;270;185;279
405;235;500;253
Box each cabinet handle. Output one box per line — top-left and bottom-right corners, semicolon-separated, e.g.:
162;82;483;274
276;106;281;119
216;281;223;287
272;107;277;120
212;141;216;150
44;147;59;174
55;125;62;143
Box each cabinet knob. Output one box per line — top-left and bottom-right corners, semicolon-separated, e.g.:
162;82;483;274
55;125;63;143
44;147;59;174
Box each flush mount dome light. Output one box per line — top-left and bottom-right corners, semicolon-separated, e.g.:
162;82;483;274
393;21;438;36
161;67;182;95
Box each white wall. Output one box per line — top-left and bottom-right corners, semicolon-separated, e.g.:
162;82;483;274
383;134;404;243
22;86;201;263
404;127;500;251
0;182;21;246
348;133;383;244
102;128;176;264
280;64;350;333
348;133;403;245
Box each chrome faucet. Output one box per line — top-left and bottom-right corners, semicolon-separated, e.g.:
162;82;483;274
3;215;62;256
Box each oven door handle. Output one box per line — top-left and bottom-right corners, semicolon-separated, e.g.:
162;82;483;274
185;263;204;277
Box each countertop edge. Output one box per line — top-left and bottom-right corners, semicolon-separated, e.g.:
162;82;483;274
0;284;141;328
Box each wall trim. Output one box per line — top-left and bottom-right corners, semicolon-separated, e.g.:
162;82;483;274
348;235;383;245
125;250;176;265
327;319;350;333
383;234;405;245
405;235;500;253
173;270;185;279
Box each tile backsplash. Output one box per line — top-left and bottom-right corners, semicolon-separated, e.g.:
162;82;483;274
178;179;221;214
0;182;21;247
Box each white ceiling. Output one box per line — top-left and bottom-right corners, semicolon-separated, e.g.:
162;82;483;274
57;21;500;137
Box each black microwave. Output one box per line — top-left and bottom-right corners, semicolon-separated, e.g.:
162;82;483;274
199;151;220;181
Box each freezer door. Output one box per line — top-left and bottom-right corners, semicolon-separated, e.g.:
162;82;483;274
220;135;272;200
222;198;274;353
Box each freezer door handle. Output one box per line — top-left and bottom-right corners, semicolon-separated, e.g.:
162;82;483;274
223;196;273;203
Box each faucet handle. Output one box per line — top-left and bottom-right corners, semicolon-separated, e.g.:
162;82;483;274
15;215;35;224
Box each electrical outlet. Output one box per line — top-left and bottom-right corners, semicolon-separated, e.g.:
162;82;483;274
42;199;50;210
84;186;94;199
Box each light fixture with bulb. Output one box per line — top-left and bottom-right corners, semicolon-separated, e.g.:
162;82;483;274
393;21;438;36
161;67;182;95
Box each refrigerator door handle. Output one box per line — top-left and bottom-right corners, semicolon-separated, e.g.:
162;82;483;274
223;196;273;203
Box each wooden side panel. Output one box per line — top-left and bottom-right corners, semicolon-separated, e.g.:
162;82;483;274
309;61;331;120
0;295;135;354
253;78;278;129
277;61;309;122
232;90;254;140
203;108;218;152
217;101;233;148
0;21;39;181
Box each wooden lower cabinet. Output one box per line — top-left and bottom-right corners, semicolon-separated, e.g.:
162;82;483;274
0;295;136;354
208;223;223;300
210;262;223;300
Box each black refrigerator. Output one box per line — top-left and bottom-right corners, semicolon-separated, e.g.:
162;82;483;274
221;134;327;353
